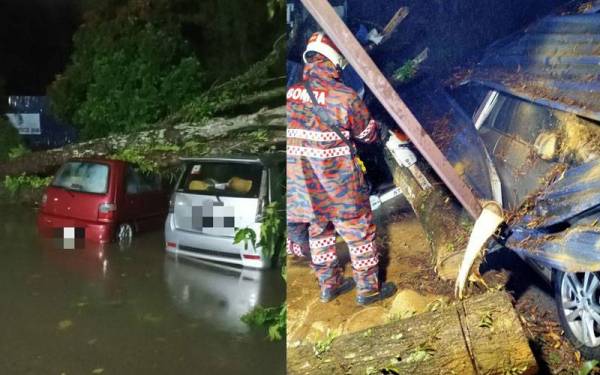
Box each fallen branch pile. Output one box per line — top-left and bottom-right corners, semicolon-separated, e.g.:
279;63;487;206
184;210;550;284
0;106;285;177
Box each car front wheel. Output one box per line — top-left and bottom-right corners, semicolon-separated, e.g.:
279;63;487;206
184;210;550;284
554;270;600;358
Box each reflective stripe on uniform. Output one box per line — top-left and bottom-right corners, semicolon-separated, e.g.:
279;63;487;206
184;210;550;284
312;252;337;265
349;242;375;256
356;119;376;140
353;256;379;270
287;239;306;257
287;145;351;159
287;128;350;142
309;236;336;249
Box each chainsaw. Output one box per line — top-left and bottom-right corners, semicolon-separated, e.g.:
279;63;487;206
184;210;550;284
369;127;433;211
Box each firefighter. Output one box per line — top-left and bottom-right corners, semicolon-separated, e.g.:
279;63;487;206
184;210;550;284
287;32;397;305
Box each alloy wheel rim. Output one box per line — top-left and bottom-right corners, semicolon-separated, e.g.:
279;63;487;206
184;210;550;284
561;271;600;347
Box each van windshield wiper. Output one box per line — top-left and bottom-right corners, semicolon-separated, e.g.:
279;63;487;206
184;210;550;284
212;180;228;203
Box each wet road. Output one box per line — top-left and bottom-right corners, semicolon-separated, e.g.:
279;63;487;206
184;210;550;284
0;206;285;374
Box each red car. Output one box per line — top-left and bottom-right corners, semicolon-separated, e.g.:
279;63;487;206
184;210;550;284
37;159;169;244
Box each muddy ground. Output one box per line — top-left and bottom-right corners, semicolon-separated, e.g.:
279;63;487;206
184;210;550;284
287;198;586;374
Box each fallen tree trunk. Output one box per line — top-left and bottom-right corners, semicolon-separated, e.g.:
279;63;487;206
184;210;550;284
384;151;473;280
288;291;537;375
213;86;286;116
0;106;285;177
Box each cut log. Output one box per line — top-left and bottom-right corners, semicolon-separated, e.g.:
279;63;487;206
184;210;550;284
0;106;285;177
384;151;473;280
287;291;537;375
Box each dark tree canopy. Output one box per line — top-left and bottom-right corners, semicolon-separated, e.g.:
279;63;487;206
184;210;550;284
0;0;284;94
0;0;286;139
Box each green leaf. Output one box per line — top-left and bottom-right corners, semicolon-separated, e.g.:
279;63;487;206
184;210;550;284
241;303;286;341
256;202;285;261
3;173;52;197
233;227;257;251
579;360;599;375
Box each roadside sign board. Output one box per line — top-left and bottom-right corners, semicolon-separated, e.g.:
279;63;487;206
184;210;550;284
6;113;42;135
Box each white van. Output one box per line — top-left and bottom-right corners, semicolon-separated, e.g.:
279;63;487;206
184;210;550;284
164;155;285;269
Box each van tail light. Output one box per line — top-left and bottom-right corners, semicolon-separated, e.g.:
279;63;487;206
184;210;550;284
169;194;175;214
98;203;116;221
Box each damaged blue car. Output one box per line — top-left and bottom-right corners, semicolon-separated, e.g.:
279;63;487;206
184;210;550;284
455;10;600;356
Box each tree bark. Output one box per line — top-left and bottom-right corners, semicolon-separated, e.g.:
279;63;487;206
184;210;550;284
0;106;285;177
213;86;286;116
287;291;537;375
384;151;473;280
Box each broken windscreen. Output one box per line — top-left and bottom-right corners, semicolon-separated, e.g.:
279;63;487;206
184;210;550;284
178;161;264;198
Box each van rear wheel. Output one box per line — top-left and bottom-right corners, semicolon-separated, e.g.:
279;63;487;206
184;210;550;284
554;270;600;358
116;223;133;247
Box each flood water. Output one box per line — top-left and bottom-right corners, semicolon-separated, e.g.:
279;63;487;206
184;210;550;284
0;206;285;374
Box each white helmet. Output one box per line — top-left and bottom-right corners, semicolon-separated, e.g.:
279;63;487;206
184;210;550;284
303;32;348;69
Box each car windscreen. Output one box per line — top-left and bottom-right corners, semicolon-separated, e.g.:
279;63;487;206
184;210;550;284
52;162;110;194
178;161;263;198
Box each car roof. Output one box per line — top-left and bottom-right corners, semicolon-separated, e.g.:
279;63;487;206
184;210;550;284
468;13;600;122
180;152;284;166
66;158;128;167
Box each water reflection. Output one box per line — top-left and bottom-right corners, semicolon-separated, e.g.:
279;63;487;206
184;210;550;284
0;206;285;374
165;256;281;334
40;239;110;280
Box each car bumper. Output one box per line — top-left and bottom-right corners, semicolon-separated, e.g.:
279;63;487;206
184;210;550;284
37;212;115;244
164;214;271;269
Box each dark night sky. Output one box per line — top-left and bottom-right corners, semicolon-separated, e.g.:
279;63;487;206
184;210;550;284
0;0;80;95
0;0;572;95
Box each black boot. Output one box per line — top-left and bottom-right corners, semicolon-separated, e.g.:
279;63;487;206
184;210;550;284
320;277;356;303
356;282;397;306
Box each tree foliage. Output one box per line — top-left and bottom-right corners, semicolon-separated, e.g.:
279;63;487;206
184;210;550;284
3;174;52;197
0;120;22;162
48;19;206;139
236;202;287;340
173;34;286;123
267;0;286;19
0;78;23;161
47;0;285;140
241;303;286;341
